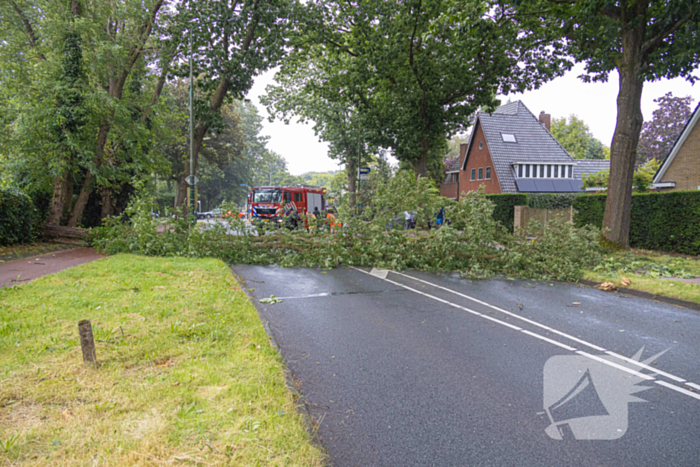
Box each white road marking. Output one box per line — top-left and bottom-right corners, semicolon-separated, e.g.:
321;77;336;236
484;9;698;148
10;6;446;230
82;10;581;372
392;270;700;384
605;351;686;383
352;267;700;402
391;270;607;351
521;330;577;351
576;351;655;381
656;381;700;401
369;268;389;279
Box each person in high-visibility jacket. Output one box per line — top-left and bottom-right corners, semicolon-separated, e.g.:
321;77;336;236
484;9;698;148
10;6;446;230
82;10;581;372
326;208;339;233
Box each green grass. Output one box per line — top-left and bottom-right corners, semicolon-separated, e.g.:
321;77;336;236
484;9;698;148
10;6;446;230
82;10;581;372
0;255;324;466
583;249;700;304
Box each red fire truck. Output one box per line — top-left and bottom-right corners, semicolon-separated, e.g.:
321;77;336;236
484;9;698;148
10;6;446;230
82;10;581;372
248;185;327;227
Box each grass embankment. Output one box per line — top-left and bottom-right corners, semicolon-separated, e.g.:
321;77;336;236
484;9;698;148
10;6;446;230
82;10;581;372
0;255;323;466
583;249;700;305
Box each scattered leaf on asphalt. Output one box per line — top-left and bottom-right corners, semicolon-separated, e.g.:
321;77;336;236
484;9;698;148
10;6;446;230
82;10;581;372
572;302;581;305
260;295;282;304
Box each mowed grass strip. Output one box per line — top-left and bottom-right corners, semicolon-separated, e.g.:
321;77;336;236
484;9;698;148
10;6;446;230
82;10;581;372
0;255;324;466
583;250;700;304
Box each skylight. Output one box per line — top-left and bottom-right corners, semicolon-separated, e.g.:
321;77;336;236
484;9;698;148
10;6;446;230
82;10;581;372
501;133;517;143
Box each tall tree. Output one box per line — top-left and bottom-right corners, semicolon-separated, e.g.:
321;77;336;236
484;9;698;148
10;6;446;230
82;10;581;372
551;115;607;160
48;26;87;225
263;48;375;208
305;0;569;177
173;0;296;209
512;0;700;247
637;92;694;163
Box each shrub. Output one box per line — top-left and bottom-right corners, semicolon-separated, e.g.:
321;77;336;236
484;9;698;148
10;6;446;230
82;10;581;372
573;191;700;255
527;193;580;210
0;187;40;246
484;193;528;232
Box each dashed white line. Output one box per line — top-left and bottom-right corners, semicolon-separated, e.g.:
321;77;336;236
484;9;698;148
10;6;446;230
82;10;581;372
354;267;700;403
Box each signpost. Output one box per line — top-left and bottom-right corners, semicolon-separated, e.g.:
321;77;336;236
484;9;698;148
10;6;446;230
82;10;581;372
358;167;370;181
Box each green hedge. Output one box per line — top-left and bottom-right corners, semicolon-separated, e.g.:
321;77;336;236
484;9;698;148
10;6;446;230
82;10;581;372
0;187;40;246
486;193;528;232
527;193;581;210
572;191;700;255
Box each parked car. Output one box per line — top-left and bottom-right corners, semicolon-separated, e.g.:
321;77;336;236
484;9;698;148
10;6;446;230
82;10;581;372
197;209;222;219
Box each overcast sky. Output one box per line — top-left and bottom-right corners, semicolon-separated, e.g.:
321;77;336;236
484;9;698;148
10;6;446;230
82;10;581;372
246;64;700;176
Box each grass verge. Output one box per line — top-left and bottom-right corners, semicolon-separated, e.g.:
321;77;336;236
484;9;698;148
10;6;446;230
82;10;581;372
0;254;324;466
583;249;700;305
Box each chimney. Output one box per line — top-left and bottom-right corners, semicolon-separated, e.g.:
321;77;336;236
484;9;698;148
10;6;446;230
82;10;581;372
539;111;551;132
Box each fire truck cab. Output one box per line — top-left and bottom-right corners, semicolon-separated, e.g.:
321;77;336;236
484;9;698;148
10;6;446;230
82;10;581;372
248;185;327;226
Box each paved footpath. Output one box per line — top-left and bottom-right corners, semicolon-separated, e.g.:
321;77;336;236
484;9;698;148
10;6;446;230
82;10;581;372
0;247;105;288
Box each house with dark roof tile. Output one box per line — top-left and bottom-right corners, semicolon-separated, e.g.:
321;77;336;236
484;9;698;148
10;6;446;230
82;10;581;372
440;101;610;199
652;102;700;191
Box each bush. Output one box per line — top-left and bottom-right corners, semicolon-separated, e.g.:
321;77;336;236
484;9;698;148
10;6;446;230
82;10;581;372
485;193;528;232
0;187;40;246
573;191;700;255
527;193;580;210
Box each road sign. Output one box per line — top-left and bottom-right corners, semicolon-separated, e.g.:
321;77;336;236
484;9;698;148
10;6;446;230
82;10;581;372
358;167;370;175
185;175;199;186
240;183;248;187
359;174;370;181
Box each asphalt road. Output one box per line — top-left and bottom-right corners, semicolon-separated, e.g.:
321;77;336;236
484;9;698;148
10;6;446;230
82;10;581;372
232;266;700;466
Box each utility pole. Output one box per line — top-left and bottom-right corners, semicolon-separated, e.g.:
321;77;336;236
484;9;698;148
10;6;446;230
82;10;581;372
188;25;194;212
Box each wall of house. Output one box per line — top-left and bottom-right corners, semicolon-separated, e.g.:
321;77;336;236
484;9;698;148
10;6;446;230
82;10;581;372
659;121;700;191
458;122;502;195
440;182;459;199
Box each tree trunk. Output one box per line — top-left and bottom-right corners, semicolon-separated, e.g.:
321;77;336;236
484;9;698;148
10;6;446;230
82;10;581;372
48;166;70;225
100;186;113;219
412;157;428;178
347;155;357;208
63;169;74;219
67;170;92;228
602;36;645;248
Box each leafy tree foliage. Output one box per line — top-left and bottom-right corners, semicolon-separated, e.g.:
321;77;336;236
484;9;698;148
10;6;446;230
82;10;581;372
172;0;298;208
551;115;608;160
303;0;569;178
637;92;694;163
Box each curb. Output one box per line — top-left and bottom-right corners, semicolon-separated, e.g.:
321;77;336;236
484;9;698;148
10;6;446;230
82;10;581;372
228;266;330;465
578;279;700;312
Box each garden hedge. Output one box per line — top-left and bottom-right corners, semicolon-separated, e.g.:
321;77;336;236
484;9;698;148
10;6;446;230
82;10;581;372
572;191;700;255
0;187;40;246
485;193;528;232
527;193;581;210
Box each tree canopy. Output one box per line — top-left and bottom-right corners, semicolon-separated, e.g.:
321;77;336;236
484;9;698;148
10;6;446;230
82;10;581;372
551;115;608;160
637;92;695;163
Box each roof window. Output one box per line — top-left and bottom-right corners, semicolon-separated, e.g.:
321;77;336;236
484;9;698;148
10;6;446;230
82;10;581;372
501;133;517;143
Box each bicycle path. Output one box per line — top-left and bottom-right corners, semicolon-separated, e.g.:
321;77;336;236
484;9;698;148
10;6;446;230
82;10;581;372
0;247;105;288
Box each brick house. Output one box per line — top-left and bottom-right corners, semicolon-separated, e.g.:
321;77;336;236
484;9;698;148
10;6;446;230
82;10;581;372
652;102;700;191
440;101;602;199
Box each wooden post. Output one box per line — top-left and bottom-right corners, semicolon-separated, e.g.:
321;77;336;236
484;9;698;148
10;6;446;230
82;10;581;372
78;319;97;367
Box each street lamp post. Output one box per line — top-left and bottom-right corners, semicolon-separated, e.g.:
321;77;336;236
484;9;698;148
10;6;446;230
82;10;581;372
189;26;195;212
187;17;234;212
